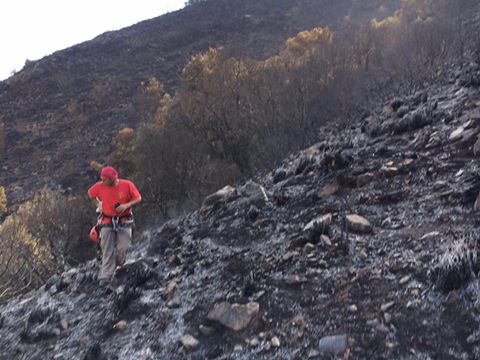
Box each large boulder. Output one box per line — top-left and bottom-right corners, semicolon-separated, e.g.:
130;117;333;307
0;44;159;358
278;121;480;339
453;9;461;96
303;214;332;239
346;214;373;234
207;302;260;332
318;334;348;355
202;185;236;208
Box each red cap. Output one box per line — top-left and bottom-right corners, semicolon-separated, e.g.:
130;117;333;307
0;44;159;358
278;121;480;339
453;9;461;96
100;166;118;179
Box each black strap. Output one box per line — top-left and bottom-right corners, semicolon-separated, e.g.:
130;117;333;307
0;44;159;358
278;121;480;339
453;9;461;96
101;213;133;220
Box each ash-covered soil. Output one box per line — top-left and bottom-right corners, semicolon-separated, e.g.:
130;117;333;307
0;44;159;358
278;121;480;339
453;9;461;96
2;63;480;359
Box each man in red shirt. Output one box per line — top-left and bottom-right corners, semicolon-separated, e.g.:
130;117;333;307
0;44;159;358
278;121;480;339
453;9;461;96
88;166;142;283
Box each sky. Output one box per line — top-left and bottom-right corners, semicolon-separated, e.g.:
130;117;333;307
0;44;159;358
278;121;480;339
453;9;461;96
0;0;186;80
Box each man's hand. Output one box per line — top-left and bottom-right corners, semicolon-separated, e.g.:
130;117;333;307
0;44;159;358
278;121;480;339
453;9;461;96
115;204;129;213
115;197;141;213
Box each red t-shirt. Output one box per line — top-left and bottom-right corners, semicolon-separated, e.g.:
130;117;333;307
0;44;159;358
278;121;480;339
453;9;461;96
88;179;141;220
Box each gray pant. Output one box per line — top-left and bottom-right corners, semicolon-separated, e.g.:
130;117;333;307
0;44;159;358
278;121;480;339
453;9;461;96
98;226;132;280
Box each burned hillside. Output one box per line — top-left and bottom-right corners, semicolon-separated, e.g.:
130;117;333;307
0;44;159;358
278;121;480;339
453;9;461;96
0;0;402;206
1;61;480;359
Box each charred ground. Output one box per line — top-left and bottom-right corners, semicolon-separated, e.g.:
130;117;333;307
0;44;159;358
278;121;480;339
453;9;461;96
1;61;480;359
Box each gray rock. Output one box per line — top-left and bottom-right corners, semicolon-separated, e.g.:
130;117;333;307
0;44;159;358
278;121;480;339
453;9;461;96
199;324;215;336
346;214;372;234
303;214;332;234
318;334;348;355
356;172;375;187
284;274;307;285
181;334;199;349
207;302;260;331
113;320;127;331
202;185;236;208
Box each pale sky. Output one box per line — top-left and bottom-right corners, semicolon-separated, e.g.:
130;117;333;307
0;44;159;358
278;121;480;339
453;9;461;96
0;0;186;80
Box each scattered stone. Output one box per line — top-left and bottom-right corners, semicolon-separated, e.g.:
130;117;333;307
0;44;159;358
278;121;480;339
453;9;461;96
467;331;480;344
52;328;61;336
163;281;177;300
318;334;348;356
181;334;199;349
199;324;215;336
348;304;358;313
356;172;375;187
284;275;307;285
320;181;339;196
271;336;281;347
249;337;259;347
167;297;181;308
381;302;395;312
321;235;332;247
420;231;440;240
384;313;392;324
449;126;465;141
202;185;236;208
233;344;243;352
207;302;260;331
264;341;272;351
283;251;300;261
303;214;332;234
376;323;389;333
381;166;399;177
60;319;68;331
308;349;320;358
113;320;127;331
346;214;373;234
399;275;411;285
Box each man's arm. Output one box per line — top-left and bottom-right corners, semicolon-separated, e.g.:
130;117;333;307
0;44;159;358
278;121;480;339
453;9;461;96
87;186;102;212
115;196;141;213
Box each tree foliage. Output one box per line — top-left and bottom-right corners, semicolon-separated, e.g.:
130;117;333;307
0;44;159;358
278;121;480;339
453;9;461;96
0;189;94;300
0;121;5;159
125;0;480;223
0;186;7;216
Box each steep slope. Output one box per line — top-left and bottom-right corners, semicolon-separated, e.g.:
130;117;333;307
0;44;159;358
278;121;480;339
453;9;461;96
1;62;480;359
0;0;401;205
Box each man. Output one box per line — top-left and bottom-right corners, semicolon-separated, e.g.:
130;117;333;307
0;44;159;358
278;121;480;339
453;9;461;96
88;166;142;284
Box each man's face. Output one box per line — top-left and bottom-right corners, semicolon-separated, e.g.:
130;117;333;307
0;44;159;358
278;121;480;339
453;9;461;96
101;176;116;187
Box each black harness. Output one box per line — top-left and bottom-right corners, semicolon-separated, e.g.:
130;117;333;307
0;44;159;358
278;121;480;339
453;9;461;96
98;213;134;230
